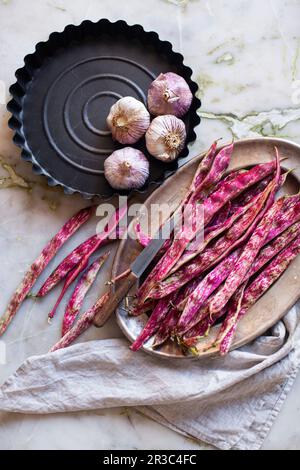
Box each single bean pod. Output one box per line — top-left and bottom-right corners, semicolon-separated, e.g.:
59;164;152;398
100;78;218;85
130;294;175;352
206;201;231;232
189;142;234;204
50;292;110;352
190;140;221;193
61;251;110;337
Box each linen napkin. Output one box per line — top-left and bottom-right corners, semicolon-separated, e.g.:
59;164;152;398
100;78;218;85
0;304;300;450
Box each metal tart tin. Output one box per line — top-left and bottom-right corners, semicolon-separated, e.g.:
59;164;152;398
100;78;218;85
7;19;201;198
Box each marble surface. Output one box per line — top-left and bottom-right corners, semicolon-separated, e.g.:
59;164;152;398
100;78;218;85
0;0;300;450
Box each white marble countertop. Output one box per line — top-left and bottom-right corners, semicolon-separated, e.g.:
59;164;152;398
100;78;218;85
0;0;300;450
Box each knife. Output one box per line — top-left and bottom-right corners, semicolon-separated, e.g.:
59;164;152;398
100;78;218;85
93;214;178;327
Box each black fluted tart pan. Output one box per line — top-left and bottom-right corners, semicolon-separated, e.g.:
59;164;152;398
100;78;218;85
7;19;201;199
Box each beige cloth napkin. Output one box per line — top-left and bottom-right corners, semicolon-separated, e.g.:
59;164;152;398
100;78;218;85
0;305;299;450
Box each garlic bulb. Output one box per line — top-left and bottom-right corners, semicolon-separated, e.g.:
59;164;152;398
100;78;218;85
145;115;186;162
104;147;149;190
106;97;150;144
147;72;193;117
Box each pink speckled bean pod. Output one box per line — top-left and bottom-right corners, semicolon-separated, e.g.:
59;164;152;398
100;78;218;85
37;225;125;298
152;293;186;348
0;205;95;336
182;221;300;347
130;293;176;352
134;223;152;247
215;283;247;347
130;299;157;317
50;291;110;352
136;148;242;303
168;197;255;276
48;205;127;320
264;195;300;244
149;158;278;287
136;143;230;301
37;234;103;297
156;140;220;230
170;140;220;217
209;199;284;316
136;201;202;301
175;156;280;302
147;144;234;285
133;226;172;305
169;170;289;277
218;233;300;355
182;307;227;346
208;169;246;197
176;249;242;335
175;277;204;311
134;223;171;255
198;159;276;226
230;174;273;213
138;158;277;304
229;162;288;214
189;142;234;203
206;201;231;231
152;278;201;348
149;181;273;300
249;221;300;277
242;233;300;306
209;149;282;315
189;140;221;194
61;251;110;337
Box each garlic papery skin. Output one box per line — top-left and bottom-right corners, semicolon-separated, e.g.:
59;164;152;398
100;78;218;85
145;115;186;162
147;72;193;117
106;97;150;144
104;147;149;190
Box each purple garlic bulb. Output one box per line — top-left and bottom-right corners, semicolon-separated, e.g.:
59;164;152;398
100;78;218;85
104;147;149;190
147;72;193;118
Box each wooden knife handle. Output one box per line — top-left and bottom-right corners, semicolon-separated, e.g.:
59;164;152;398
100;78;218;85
93;271;138;327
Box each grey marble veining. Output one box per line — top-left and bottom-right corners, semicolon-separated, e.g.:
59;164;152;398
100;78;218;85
0;0;299;450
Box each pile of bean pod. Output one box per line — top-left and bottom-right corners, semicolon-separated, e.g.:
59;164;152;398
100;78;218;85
0;204;128;351
130;141;300;356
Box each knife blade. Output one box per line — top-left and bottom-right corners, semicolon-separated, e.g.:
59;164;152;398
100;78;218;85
93;212;179;327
